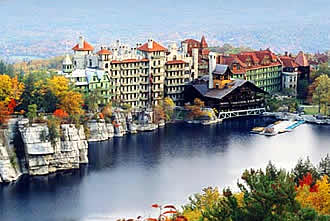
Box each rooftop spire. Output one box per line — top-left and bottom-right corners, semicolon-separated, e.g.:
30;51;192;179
201;36;208;48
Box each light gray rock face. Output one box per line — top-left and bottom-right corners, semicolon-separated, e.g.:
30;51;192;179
87;120;110;141
19;122;88;176
0;130;20;183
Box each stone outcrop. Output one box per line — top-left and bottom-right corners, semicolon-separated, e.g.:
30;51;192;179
0;128;21;183
87;120;114;141
19;122;88;176
87;110;141;141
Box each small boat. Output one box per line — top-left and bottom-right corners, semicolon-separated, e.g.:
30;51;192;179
263;125;278;136
251;127;264;134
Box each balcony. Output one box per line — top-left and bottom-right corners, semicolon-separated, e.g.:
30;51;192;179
152;87;163;92
166;67;185;71
151;55;164;59
165;90;183;95
166;75;184;79
121;89;140;94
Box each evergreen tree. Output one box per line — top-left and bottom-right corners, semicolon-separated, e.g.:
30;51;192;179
292;157;320;186
202;162;327;221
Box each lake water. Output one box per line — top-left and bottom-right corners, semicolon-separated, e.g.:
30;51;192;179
1;117;329;221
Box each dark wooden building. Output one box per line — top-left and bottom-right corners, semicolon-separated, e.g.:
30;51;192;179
184;64;267;112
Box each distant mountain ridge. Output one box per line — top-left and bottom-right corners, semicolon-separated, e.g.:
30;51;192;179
0;0;329;59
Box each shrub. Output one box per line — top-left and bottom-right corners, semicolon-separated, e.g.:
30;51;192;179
46;116;60;146
53;109;69;119
27;104;37;124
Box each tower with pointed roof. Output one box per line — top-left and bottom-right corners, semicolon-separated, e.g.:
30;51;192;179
201;36;208;48
72;36;95;69
62;54;73;74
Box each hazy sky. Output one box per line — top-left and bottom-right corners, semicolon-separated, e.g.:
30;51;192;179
0;0;329;54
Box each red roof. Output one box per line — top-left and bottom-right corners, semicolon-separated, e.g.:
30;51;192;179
279;56;299;68
137;40;167;52
97;48;111;55
218;49;281;74
182;39;200;45
72;40;94;51
295;51;309;66
201;36;208;48
166;60;187;65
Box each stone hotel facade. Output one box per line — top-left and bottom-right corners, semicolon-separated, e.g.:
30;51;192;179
62;36;200;108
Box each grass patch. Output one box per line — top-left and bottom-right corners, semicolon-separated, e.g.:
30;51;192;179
301;105;330;115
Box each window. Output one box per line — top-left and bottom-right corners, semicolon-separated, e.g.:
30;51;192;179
105;63;108;69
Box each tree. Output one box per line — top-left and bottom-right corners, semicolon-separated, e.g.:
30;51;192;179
19;70;57;113
0;75;24;104
318;154;330;178
47;76;69;98
153;105;166;124
27;104;37;123
0;60;15;77
0;100;15;126
182;187;221;221
185;98;207;120
201;162;330;221
282;88;296;97
163;97;175;121
53;109;69;119
101;102;112;122
312;75;330;115
296;175;330;215
84;88;103;113
292;157;320;187
59;91;84;121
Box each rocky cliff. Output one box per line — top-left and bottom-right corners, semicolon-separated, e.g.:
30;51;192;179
87;120;114;142
0;129;20;183
19;121;88;176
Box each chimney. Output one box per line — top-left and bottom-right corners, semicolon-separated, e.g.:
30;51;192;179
79;36;84;49
208;52;217;89
148;39;153;49
219;55;224;64
182;42;188;55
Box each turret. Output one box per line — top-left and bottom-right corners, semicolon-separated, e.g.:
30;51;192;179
62;54;73;74
201;36;208;48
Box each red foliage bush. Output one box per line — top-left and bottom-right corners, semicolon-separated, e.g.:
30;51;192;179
99;113;104;119
53;109;69;119
298;172;319;192
0;99;16;126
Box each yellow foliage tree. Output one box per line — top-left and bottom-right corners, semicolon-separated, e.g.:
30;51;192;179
163;97;175;121
0;75;24;104
59;91;84;117
296;175;330;215
183;187;221;221
47;76;69;98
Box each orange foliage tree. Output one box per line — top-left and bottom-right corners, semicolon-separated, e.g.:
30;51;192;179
185;98;208;120
153;105;166;124
296;175;330;215
53;109;69;119
59;91;84;118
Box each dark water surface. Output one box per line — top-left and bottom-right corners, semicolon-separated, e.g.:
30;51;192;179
1;118;330;221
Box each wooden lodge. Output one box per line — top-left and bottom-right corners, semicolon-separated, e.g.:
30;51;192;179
184;64;268;112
